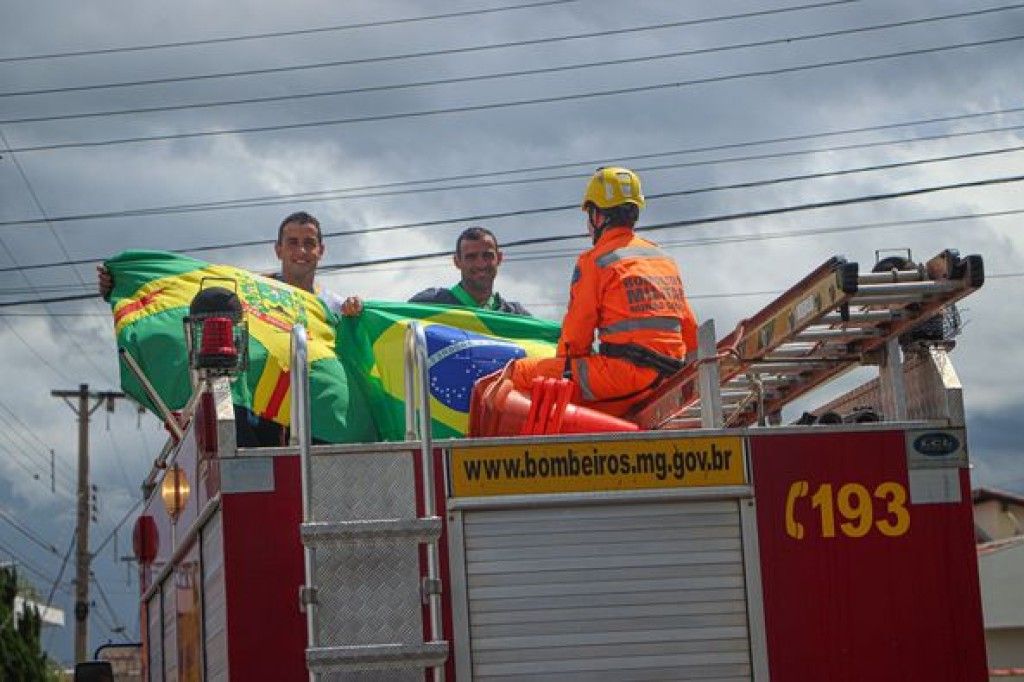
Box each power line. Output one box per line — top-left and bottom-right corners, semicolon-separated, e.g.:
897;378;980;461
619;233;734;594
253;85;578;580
0;316;76;382
42;531;76;621
104;428;135;496
0;0;854;97
0;128;118;383
525;271;1024;308
0;400;67;459
507;208;1024;268
3;103;1022;230
0;508;61;556
5;205;1024;300
0;0;582;63
197;146;1024;251
0;438;74;498
4;33;1022;154
3;3;1010;124
314;172;1024;272
0;540;62;588
4;119;1017;231
0;408;77;490
2;172;1021;309
41;532;76;652
3;136;1022;279
1;220;1020;337
89;574;128;640
90;498;142;560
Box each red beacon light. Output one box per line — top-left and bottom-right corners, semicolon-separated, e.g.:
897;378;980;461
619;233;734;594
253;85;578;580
186;282;248;378
199;316;237;367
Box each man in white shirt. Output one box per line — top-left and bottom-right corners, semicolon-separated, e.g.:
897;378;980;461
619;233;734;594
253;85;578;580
98;210;359;315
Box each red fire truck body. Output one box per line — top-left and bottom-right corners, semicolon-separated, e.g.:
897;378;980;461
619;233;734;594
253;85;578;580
132;249;989;680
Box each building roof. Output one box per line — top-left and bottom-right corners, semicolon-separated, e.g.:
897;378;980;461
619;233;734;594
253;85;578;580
13;595;65;628
978;534;1024;557
972;486;1024;506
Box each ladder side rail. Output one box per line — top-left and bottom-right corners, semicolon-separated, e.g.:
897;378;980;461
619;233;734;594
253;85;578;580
291;324;318;682
631;257;857;429
732;256;853;335
853;250;982;357
732;259;858;364
732;250;982;424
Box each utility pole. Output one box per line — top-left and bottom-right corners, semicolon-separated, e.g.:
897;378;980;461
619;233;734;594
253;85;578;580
52;383;126;664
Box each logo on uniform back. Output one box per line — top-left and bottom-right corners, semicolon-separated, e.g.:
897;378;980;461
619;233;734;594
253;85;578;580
912;432;960;456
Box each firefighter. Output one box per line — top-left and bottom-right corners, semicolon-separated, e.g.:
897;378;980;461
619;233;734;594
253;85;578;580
508;167;698;417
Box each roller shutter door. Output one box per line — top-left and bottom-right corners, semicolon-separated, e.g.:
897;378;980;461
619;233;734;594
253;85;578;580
462;499;751;681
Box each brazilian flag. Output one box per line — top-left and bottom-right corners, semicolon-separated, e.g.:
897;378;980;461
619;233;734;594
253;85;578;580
338;302;560;439
107;250;559;443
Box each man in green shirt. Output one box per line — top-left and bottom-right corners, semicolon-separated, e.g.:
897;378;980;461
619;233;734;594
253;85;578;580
409;226;530;315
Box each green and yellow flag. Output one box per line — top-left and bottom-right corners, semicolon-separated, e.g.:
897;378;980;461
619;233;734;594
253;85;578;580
108;250;560;443
338;301;560;439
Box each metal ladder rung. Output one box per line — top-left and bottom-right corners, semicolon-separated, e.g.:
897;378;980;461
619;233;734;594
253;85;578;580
720;389;755;401
820;310;899;325
301;517;442;545
770;346;823;356
795;328;882;342
762;356;851;365
763;349;832;360
848;294;923;306
857;270;925;284
664;417;703;428
751;361;845;373
307;642;450;673
853;279;961;299
725;377;792;390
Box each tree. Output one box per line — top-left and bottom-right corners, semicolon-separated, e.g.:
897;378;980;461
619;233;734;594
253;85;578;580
0;565;50;681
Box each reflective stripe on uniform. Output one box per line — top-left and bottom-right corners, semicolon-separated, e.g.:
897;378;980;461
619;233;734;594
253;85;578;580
595;246;671;268
598;316;682;337
575;358;596;401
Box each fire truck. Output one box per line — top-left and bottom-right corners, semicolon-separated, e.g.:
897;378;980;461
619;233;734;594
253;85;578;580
128;247;988;680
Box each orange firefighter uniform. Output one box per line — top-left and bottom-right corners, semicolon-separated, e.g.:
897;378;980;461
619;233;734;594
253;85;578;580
510;225;698;416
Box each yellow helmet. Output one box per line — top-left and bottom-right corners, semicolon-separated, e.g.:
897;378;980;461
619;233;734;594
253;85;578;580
581;167;645;211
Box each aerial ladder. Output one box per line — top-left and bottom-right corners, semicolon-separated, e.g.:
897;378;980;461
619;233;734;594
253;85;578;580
630;247;982;431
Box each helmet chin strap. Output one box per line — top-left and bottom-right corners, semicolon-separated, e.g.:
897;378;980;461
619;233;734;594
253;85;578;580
589;207;611;244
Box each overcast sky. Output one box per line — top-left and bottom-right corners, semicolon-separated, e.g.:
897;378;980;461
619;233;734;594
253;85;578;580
1;0;1022;666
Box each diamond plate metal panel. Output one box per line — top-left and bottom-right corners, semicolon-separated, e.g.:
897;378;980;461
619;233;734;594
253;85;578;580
311;451;417;522
306;449;433;681
314;541;423;645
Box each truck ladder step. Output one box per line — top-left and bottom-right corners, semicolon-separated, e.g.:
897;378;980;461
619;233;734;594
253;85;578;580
301;517;442;545
306;642;450;673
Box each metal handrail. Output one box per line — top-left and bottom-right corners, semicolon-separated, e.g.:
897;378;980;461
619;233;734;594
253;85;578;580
403;321;446;682
291;324;317;682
